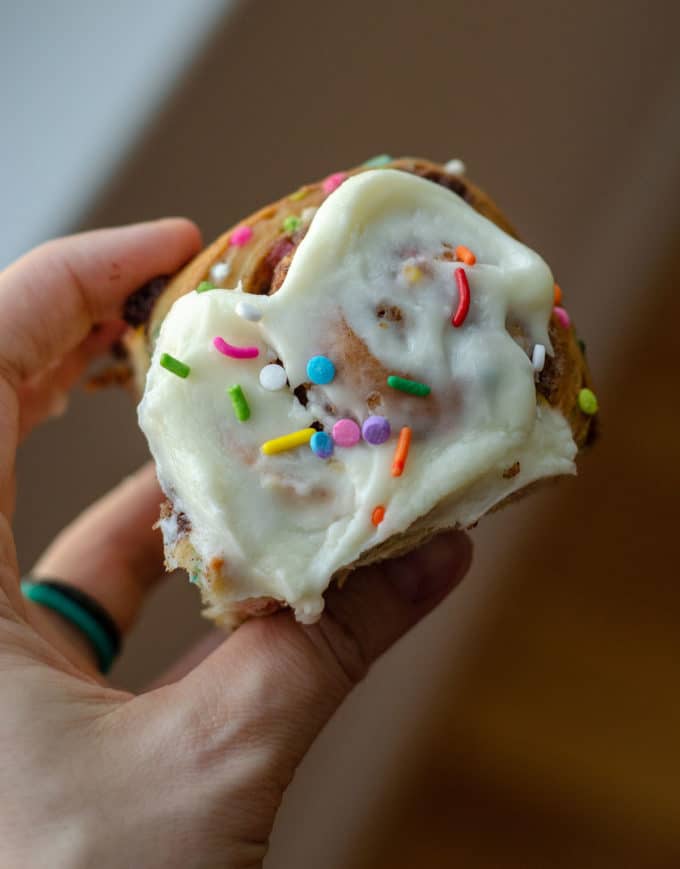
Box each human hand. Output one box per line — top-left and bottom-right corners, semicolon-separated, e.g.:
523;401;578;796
0;222;473;868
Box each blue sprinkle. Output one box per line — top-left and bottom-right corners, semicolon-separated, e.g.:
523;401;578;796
306;355;336;385
363;154;392;168
310;431;334;459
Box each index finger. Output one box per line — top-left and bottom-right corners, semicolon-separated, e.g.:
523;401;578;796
0;218;202;386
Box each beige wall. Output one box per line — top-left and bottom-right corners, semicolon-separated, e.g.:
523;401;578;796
13;1;680;866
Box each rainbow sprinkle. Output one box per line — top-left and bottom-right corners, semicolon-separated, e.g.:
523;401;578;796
391;427;412;477
196;280;215;293
322;172;347;195
261;428;316;456
371;505;386;525
160;353;190;379
452;268;471;327
289;186;310;201
228;385;250;422
363;154;392;168
455;245;476;266
283;215;301;234
387;375;431;397
230;225;253;247
578;388;598;415
213;337;259;359
553;306;571;328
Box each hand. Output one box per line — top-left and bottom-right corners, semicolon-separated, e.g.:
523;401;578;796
0;222;473;868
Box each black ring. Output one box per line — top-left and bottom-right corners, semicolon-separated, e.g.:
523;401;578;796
29;580;122;658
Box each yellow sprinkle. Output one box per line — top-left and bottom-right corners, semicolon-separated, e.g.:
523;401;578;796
289;186;309;201
260;428;316;455
403;263;423;284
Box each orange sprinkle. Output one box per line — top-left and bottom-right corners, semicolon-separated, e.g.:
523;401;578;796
554;283;563;305
455;245;476;266
371;505;386;526
391;426;412;477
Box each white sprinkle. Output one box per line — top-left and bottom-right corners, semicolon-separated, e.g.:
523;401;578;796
210;261;230;284
301;206;318;224
235;300;263;322
444;158;466;175
259;363;287;391
532;344;546;372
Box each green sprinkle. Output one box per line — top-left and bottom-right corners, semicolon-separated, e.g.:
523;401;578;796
189;572;199;585
228;384;251;422
363;154;392;168
160;352;190;379
387;375;431;397
578;387;598;416
289;186;309;201
283;215;301;234
577;338;587;354
196;280;216;293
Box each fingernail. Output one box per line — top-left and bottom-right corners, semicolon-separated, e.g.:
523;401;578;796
389;531;472;604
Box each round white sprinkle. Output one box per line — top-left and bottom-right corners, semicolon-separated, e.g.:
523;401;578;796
532;343;546;372
444;158;466;175
235;300;263;322
259;363;287;390
301;206;318;224
210;261;230;284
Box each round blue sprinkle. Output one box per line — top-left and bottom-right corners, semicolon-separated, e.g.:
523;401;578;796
310;431;334;459
306;355;336;385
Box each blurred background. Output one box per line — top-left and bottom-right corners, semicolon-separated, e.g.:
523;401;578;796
5;1;680;866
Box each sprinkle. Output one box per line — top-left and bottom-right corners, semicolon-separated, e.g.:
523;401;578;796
196;280;215;293
306;355;335;384
452;268;471;327
553;306;571;328
322;172;347;195
235;300;263;322
301;206;318;223
371;505;386;526
160;352;190;379
210;262;230;284
532;344;546;372
310;431;334;458
213;337;259;359
261;427;315;455
362;415;391;445
230;225;253;247
554;283;563;305
363;154;392;168
391;426;412;477
259;364;287;390
578;338;587;354
289;186;309;201
283;215;301;234
189;572;200;584
332;418;361;447
387;375;431;397
578;387;598;415
403;263;424;284
228;384;250;422
455;245;476;266
444;158;466;175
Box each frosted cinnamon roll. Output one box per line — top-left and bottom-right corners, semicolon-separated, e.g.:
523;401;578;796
125;157;596;626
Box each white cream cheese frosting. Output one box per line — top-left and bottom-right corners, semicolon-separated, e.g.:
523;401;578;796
138;169;577;622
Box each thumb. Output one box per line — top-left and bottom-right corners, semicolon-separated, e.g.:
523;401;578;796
170;530;472;786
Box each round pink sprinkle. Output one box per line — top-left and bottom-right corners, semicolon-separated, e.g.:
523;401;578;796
553;306;571;328
230;225;253;247
322;172;347;195
213;336;259;359
332;418;361;447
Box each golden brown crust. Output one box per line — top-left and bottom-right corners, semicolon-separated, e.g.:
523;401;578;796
126;156;596;625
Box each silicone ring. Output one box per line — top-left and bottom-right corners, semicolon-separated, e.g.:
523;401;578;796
20;580;119;674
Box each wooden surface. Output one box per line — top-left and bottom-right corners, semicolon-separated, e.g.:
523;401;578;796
352;242;680;869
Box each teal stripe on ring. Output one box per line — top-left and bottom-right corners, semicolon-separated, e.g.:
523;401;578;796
20;581;116;674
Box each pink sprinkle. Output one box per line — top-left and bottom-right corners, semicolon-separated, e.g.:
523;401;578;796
322;172;347;195
332;418;361;447
213;337;259;359
230;225;253;247
553;306;571;328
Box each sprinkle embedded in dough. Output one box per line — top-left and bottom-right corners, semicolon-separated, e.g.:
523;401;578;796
444;158;466;175
532;344;546;372
210;262;230;284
